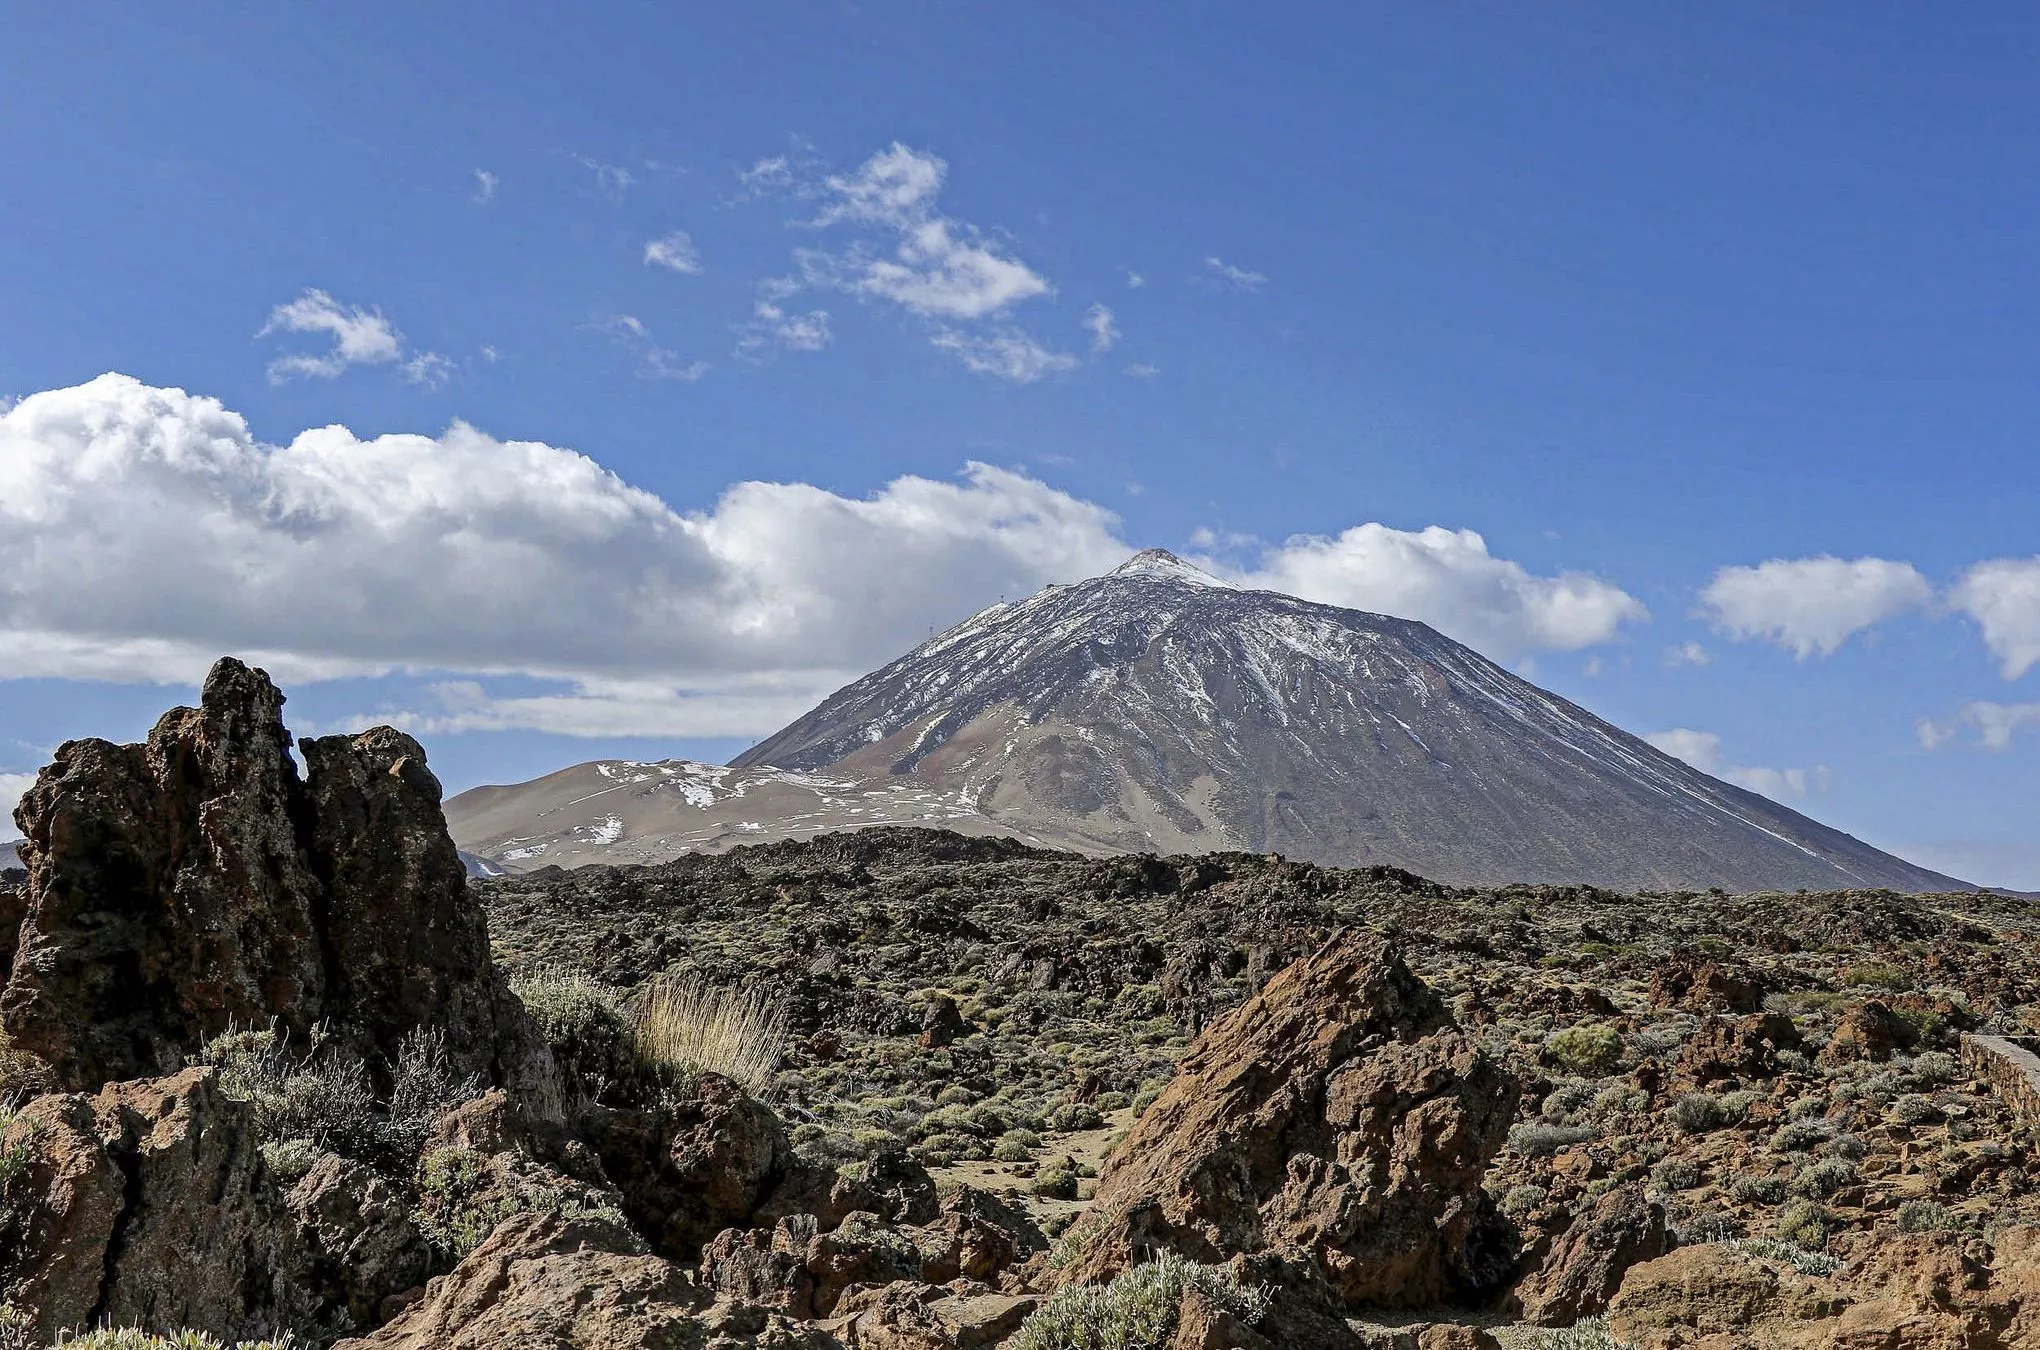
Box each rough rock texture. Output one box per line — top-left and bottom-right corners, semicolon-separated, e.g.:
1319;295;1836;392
588;1072;790;1260
0;1068;291;1342
283;1154;431;1334
1065;932;1518;1308
1510;1185;1670;1325
1;658;550;1097
331;1212;709;1350
1818;998;1918;1066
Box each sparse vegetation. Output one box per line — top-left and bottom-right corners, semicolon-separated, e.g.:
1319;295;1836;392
1011;1252;1268;1350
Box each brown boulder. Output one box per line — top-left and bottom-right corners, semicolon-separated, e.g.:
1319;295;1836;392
1605;1244;1786;1344
1648;959;1763;1014
1;658;551;1099
919;994;969;1049
331;1211;720;1350
588;1072;789;1260
1065;933;1518;1309
1674;1012;1802;1087
1512;1184;1670;1325
842;1286;1038;1350
1820;999;1919;1066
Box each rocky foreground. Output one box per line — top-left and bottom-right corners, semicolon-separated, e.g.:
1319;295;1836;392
4;662;2040;1348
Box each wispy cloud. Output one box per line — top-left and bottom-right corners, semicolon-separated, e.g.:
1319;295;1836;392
930;329;1078;383
1920;701;2040;752
1645;728;1831;801
259;289;449;387
1202;256;1267;292
1125;271;1146;289
578;156;634;202
472;169;499;204
1123;362;1161;379
1084;303;1119;354
644;230;703;275
1664;640;1710;667
593;314;708;382
736;279;832;357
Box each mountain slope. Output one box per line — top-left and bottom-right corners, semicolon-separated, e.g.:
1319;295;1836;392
730;549;1965;892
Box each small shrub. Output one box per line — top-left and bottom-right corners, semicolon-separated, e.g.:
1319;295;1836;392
1649;1156;1703;1192
258;1139;324;1187
1912;1051;1960;1085
631;975;788;1099
1012;1251;1268;1350
1510;1122;1596;1156
1500;1183;1548;1218
1131;1081;1168;1117
1668;1092;1746;1134
1542;1081;1597;1124
995;1128;1042;1162
1897;1199;1963;1234
1890;1095;1941;1127
1032;1155;1080;1200
1734;1236;1843;1276
1095;1091;1131;1112
197;1022;381;1160
1048;1102;1103;1133
1771;1119;1831;1153
509;967;631;1105
1546;1023;1622;1076
1729;1174;1788;1205
1821;1133;1867;1161
1776;1199;1833;1249
1843;962;1910;992
1676;1212;1745;1243
936;1084;980;1107
1490;1318;1622;1349
1790;1157;1858;1200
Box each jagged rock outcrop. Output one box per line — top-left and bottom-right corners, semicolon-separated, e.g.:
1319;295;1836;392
1510;1185;1670;1326
0;1065;398;1343
0;657;549;1097
587;1073;791;1261
1063;933;1519;1309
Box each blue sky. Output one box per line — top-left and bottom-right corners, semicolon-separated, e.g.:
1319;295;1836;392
2;3;2037;885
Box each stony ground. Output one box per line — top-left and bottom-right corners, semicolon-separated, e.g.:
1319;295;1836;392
478;827;2040;1267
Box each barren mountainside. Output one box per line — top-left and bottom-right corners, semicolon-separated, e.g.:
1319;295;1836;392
449;550;1964;892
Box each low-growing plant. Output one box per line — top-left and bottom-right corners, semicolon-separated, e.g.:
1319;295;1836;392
1897;1199;1964;1234
1729;1174;1788;1205
1776;1199;1833;1249
1011;1252;1268;1350
1649;1156;1703;1192
1032;1155;1081;1200
1843;962;1910;992
1668;1092;1747;1134
1733;1236;1843;1276
1490;1317;1624;1349
1500;1183;1548;1218
197;1022;382;1160
1510;1122;1596;1156
258;1138;324;1187
1790;1157;1858;1200
1771;1119;1831;1153
1546;1023;1622;1076
509;966;632;1105
1048;1102;1103;1133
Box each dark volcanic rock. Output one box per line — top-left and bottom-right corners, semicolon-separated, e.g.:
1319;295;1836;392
1066;932;1519;1309
0;657;549;1095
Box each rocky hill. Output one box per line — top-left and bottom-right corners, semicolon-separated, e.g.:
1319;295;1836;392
457;549;1963;892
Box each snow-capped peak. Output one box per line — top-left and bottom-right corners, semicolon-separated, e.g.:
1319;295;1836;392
1107;548;1235;588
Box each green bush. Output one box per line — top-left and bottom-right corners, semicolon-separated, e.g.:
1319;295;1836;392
1032;1155;1080;1200
1649;1157;1702;1192
1776;1199;1832;1250
1012;1252;1268;1350
1896;1199;1963;1234
1842;962;1910;992
1667;1092;1747;1134
1790;1157;1858;1200
508;967;632;1107
1733;1236;1842;1276
1509;1122;1595;1156
1546;1023;1622;1076
1048;1102;1103;1133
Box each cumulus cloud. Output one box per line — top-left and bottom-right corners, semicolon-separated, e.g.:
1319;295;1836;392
929;329;1078;383
777;143;1063;379
1699;555;1931;658
644;231;703;274
1084;304;1119;354
260;290;421;384
1222;524;1647;661
0;375;1130;704
0;375;1656;735
1644;729;1831;801
1951;557;2040;680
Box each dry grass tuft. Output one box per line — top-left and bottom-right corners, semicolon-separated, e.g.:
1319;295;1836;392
631;975;788;1099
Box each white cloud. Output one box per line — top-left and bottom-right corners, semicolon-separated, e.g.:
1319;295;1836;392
1;771;34;834
579;156;633;201
1951;557;2040;680
739;156;793;194
0;375;1661;735
929;329;1078;383
644;231;703;275
1700;555;1931;658
1123;363;1161;379
259;290;410;383
472;169;499;204
1961;701;2040;751
1645;728;1831;801
1221;524;1647;661
1125;271;1145;289
0;376;1130;708
780;142;1060;378
593;315;708;381
1084;304;1119;354
1202;256;1266;291
737;285;833;357
1664;640;1710;667
402;352;455;389
1917;718;1957;750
